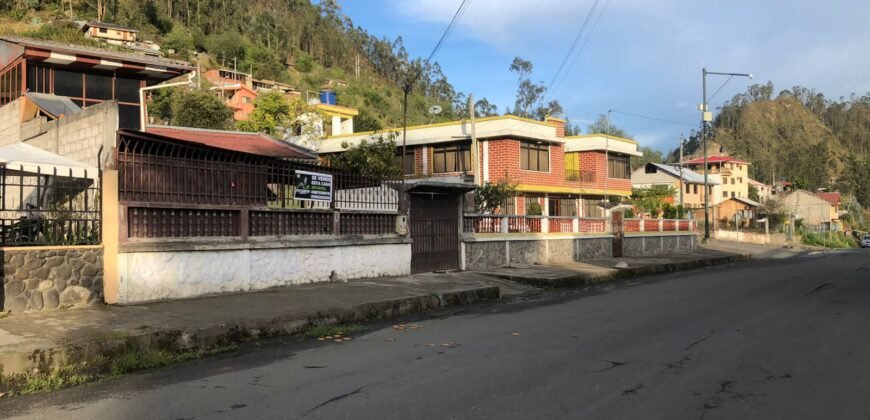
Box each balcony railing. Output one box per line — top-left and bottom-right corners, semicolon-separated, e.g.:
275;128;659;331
565;169;596;182
463;214;697;235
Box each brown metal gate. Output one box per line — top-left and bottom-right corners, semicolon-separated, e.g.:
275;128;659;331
611;211;624;257
410;193;460;273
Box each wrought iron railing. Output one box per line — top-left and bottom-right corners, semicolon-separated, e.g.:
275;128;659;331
565;169;595;182
1;164;101;246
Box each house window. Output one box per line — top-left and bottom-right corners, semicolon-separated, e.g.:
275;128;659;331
501;196;517;215
722;177;728;184
645;165;657;174
731;178;735;185
397;150;415;175
54;69;84;97
608;155;631;179
243;96;252;104
731;191;736;198
582;198;604;218
520;141;549;171
432;144;471;173
693;184;698;194
85;73;112;100
722;191;728;198
524;194;545;214
99;27;108;33
685;183;691;193
738;177;743;183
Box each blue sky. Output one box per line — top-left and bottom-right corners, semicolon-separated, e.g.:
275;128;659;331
341;0;870;154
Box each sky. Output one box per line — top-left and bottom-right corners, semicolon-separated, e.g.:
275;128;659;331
340;0;870;155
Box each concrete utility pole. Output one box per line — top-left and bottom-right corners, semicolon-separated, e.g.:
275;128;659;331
679;133;685;211
604;109;611;209
469;94;480;185
701;68;752;241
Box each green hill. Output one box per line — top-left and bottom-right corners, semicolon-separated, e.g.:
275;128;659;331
673;83;870;206
0;0;477;128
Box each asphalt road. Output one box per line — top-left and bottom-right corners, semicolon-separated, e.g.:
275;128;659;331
3;249;869;420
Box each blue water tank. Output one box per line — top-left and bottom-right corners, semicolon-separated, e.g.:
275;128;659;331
319;90;337;105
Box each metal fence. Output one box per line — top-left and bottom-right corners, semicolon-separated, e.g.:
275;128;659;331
117;133;401;240
0;164;101;246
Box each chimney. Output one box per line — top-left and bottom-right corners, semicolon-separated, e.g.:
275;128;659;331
545;116;566;138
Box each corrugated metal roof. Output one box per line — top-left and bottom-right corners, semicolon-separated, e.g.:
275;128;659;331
0;36;193;70
84;21;139;32
26;93;81;118
682;155;750;165
647;163;719;184
144;126;316;159
814;192;841;206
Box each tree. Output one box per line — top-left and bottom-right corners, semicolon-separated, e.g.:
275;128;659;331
474;181;517;214
330;134;401;179
631;185;676;217
162;24;194;52
509;57;548;118
474;98;499;118
588;114;632;138
238;92;316;136
170;90;234;129
749;184;760;202
631;146;663;171
354;109;383;132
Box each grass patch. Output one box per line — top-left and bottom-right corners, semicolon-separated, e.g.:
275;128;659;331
303;324;363;339
800;231;857;248
0;344;240;397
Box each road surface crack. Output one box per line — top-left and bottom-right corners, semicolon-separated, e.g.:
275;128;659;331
685;331;715;350
804;282;835;296
302;383;380;418
589;359;628;373
662;355;692;374
622;383;644;395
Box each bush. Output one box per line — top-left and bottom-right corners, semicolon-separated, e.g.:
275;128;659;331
800;231;856;248
527;202;543;216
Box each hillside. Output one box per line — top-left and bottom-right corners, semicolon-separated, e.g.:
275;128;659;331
673;83;870;206
0;0;478;128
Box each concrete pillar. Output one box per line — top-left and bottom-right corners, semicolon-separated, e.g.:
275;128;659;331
101;170;120;304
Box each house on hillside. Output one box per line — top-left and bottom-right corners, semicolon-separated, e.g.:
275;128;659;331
82;21;138;45
631;162;720;216
814;191;844;226
748;178;772;202
715;196;761;225
319;115;642;218
681;156;750;203
779;189;835;229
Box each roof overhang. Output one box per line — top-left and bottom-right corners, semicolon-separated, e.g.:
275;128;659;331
0;143;99;179
563;135;642;156
404;180;476;193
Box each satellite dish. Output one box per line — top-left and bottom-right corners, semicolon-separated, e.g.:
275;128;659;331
428;105;443;115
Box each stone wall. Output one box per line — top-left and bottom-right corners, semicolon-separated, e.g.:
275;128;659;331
463;236;612;270
116;240;411;304
622;234;696;257
2;246;104;312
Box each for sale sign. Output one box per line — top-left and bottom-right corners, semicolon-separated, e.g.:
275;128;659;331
293;170;333;202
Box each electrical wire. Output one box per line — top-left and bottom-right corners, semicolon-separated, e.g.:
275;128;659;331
406;0;473;88
610;109;697;127
546;0;599;91
549;0;611;95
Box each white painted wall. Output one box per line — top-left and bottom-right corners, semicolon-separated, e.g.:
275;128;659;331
117;243;411;303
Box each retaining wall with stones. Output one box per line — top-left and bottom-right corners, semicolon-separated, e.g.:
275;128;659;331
2;246;104;312
463;236;614;270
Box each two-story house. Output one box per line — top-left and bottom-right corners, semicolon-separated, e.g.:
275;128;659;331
318;115;641;218
682;156;750;203
631;162;720;214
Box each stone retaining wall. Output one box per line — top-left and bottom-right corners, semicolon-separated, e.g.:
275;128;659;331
622;234;695;256
463;236;613;270
2;247;104;312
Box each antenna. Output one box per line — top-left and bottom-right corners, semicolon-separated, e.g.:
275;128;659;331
428;105;442;115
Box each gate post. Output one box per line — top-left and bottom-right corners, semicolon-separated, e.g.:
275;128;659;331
611;210;624;258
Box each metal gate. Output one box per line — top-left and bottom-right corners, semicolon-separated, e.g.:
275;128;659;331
410;193;460;273
611;211;624;257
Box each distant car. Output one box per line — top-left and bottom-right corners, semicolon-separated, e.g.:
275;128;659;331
862;235;870;248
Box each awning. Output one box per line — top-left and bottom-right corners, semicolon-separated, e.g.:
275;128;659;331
26;92;82;119
0;143;99;179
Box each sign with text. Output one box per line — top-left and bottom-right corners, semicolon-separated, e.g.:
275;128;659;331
293;170;333;202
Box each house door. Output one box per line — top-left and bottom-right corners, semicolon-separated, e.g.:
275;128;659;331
611;211;624;257
409;193;460;273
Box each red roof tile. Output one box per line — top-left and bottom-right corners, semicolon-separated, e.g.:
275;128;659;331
145;126;314;159
682;155;749;165
814;192;841;206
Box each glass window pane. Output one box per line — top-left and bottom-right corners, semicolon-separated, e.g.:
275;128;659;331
115;77;141;103
541;147;549;172
118;104;140;130
446;150;456;172
54;69;83;97
85;73;112;100
433;150;445;173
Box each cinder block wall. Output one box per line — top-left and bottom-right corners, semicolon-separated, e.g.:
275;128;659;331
23;101;118;168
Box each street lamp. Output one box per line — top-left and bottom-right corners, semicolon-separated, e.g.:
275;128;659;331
701;68;752;241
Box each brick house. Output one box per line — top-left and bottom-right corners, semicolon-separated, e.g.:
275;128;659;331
319;115;641;217
682;156;750;204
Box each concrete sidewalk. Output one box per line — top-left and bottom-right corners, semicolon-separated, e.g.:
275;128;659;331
700;238;809;259
0;248;747;392
479;249;749;288
0;272;506;377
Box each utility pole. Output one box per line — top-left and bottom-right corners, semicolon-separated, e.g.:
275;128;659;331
469;94;479;185
604;110;611;211
702;68;710;241
679;133;685;212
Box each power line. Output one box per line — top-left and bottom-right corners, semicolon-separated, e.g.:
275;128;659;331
708;75;733;102
546;0;599;92
426;0;472;64
549;0;611;95
610;109;697;127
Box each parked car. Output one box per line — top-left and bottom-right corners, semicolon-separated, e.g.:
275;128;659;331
862;235;870;248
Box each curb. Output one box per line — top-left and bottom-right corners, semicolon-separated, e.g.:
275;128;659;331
0;286;500;385
484;255;751;289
